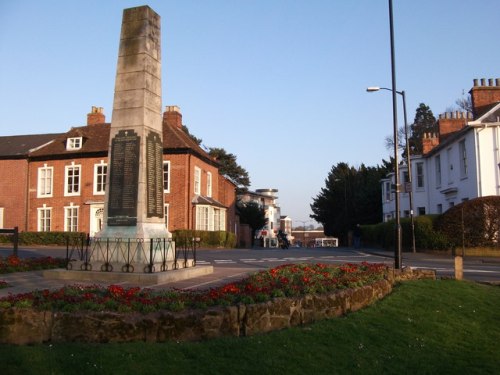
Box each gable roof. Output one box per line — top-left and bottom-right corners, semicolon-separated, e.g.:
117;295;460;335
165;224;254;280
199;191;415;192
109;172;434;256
0;133;62;159
25;121;219;166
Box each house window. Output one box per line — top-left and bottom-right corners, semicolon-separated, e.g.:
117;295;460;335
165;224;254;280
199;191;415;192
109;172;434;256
436;204;442;214
37;165;54;197
194;167;201;195
385;181;391;201
65;163;81;196
416;162;424;188
37;206;52;232
459;140;468;177
196;205;209;230
0;208;4;229
207;172;212;197
435;155;441;187
163;161;170;193
93;162;107;195
417;207;426;216
64;204;79;232
66;137;82;150
402;171;409;184
449;202;455;209
447;148;454;184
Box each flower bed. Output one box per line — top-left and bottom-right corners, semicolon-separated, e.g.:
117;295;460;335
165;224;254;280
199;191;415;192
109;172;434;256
0;255;66;274
0;262;387;312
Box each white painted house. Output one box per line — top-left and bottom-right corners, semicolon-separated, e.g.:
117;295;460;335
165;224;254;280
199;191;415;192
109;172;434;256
239;188;282;247
382;78;500;221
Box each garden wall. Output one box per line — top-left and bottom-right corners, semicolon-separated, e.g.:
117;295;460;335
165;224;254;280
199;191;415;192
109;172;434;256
0;268;435;345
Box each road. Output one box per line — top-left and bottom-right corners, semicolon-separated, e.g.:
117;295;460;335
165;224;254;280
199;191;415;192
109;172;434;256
1;246;499;290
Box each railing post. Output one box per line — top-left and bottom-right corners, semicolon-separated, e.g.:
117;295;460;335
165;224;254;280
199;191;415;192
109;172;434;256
149;238;154;273
12;226;18;257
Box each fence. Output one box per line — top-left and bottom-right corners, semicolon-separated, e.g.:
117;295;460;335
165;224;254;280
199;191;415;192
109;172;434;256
65;235;197;273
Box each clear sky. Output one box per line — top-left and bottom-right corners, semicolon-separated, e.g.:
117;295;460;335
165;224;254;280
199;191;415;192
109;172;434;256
1;0;499;226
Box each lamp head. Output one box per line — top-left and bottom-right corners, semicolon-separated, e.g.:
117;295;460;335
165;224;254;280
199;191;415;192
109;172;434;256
366;87;381;92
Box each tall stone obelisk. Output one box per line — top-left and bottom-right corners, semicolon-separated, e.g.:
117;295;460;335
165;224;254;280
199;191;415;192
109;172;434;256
97;5;168;240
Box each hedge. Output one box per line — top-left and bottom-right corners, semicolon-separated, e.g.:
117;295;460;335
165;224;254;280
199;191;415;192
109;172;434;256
0;231;86;246
172;230;236;248
0;230;237;249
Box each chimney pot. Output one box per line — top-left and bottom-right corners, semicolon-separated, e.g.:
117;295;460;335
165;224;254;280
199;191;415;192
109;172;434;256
473;78;479;86
481;78;486;86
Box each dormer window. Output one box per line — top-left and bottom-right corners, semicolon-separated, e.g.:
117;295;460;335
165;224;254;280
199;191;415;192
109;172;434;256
67;137;82;150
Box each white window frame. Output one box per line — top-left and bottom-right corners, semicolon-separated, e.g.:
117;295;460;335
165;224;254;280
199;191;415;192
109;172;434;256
459;140;468;178
64;162;81;196
163;161;171;193
66;137;82;150
196;205;209;230
416;162;424;189
64;204;79;232
37;205;52;232
0;207;4;229
37;164;54;198
207;172;212;197
93;161;107;195
194;166;201;195
384;181;391;201
435;155;441;188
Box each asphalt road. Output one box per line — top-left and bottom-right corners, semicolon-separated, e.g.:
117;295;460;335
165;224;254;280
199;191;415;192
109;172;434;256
1;245;499;287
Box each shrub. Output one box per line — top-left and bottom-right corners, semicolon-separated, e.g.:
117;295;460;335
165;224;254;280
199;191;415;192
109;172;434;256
0;231;87;246
360;215;449;251
435;196;500;248
172;230;236;248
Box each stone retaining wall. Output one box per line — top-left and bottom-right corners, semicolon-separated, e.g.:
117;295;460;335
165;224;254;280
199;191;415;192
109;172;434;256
0;268;435;345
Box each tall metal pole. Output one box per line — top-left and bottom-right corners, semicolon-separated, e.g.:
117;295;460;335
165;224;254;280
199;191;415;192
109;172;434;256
402;91;416;253
389;0;402;269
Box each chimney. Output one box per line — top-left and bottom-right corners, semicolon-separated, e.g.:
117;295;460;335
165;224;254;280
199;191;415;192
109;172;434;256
422;132;439;154
163;105;182;129
437;111;467;140
87;106;105;125
469;78;500;118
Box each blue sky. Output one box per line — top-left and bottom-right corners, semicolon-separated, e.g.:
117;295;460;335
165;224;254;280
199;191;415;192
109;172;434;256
1;0;499;225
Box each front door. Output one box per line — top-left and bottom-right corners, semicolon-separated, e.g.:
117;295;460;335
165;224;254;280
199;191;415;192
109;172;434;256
89;204;104;237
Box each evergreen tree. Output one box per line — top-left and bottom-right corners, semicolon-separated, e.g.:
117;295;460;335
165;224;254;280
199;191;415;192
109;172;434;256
209;147;250;193
310;162;389;245
409;103;437;155
237;201;267;246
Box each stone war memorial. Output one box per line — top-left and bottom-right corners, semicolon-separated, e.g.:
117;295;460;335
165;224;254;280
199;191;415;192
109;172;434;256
45;5;212;285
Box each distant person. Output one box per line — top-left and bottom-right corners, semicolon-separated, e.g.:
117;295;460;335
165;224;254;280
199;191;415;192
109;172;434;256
353;224;361;248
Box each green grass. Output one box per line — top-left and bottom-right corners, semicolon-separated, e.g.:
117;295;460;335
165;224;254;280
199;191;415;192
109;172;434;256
1;280;499;375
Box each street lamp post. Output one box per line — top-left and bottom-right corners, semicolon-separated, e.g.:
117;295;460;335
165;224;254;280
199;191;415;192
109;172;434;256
366;87;416;254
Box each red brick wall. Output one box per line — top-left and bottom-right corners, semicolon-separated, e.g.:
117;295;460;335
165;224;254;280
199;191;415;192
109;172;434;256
28;157;108;232
0;159;29;229
5;150;233;234
470;78;500;117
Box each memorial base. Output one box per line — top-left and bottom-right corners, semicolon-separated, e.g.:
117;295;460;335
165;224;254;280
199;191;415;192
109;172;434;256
43;265;213;286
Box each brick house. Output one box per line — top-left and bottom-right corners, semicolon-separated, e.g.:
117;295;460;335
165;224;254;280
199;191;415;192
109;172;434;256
0;106;236;236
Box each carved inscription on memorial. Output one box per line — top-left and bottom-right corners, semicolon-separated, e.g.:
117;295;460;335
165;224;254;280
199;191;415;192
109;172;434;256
107;130;140;226
146;131;164;218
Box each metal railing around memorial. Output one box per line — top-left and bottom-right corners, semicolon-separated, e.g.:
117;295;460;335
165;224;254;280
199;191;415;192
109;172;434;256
65;235;197;273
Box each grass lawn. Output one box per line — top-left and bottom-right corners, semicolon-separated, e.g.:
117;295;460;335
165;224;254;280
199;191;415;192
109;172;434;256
1;280;499;375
